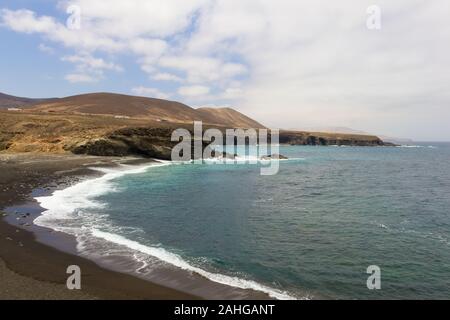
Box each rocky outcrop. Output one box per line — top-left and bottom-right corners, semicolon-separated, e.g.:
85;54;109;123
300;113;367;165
1;109;395;159
67;127;394;160
260;154;288;160
69;127;175;159
278;131;392;146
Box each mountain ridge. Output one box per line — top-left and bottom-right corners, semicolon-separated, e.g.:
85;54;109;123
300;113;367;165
0;92;56;109
22;92;264;129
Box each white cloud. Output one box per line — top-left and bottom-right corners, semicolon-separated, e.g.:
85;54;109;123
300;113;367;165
181;0;450;139
0;8;123;51
159;55;247;84
38;43;54;54
58;0;207;39
151;72;183;82
130;38;168;72
178;85;210;97
131;86;170;99
65;73;97;83
61;53;122;83
62;53;122;71
223;87;243;99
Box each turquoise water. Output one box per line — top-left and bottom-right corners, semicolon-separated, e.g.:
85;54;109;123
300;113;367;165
95;144;450;299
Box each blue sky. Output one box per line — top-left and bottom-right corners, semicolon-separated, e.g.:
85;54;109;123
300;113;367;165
1;0;450;140
0;1;171;98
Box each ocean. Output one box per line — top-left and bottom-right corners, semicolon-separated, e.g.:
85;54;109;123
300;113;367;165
34;143;450;299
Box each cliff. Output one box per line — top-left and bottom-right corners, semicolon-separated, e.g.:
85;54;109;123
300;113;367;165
279;130;393;146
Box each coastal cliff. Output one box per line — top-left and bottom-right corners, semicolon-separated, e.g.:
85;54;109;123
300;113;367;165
70;127;176;160
279;130;394;146
0;111;394;160
68;128;393;159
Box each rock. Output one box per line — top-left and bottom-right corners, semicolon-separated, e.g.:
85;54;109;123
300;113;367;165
279;131;390;146
210;151;237;159
70;127;176;160
260;154;288;160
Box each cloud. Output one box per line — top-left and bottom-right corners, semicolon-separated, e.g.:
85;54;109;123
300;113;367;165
178;85;210;97
222;87;243;99
65;73;97;83
58;0;207;39
62;53;122;71
181;0;450;139
38;43;54;54
129;38;168;72
131;86;170;99
159;55;247;84
61;53;122;82
151;72;183;82
0;8;122;51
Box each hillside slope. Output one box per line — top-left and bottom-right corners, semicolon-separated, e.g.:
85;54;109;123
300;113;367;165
196;107;265;128
30;92;200;121
29;92;265;128
0;92;55;109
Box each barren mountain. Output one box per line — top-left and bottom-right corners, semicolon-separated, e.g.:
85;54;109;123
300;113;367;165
0;92;56;109
196;107;265;128
30;92;199;121
29;92;264;128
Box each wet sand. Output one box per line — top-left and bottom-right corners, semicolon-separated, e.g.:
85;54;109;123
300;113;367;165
0;153;197;300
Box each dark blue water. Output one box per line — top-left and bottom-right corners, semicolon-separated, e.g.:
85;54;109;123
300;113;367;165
96;143;450;299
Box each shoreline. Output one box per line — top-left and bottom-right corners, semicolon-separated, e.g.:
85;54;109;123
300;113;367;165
0;153;283;300
0;153;198;299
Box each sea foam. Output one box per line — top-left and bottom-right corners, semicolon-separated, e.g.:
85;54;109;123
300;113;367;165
33;160;296;300
92;229;295;300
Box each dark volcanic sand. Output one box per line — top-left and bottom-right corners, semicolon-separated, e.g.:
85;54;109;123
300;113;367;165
0;153;197;300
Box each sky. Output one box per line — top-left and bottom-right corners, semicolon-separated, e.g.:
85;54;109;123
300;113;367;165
1;0;449;141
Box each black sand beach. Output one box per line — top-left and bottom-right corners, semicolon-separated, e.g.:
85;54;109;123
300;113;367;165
0;153;198;299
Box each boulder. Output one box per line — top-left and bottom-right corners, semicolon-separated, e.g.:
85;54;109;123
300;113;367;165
260;154;288;160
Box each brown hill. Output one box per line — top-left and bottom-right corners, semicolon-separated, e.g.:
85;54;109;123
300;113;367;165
30;92;200;122
0;92;56;109
196;107;265;128
29;92;264;128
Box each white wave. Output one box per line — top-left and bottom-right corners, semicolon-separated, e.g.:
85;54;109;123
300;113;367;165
202;156;304;164
92;229;296;300
33;160;297;300
396;145;436;148
34;162;170;231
